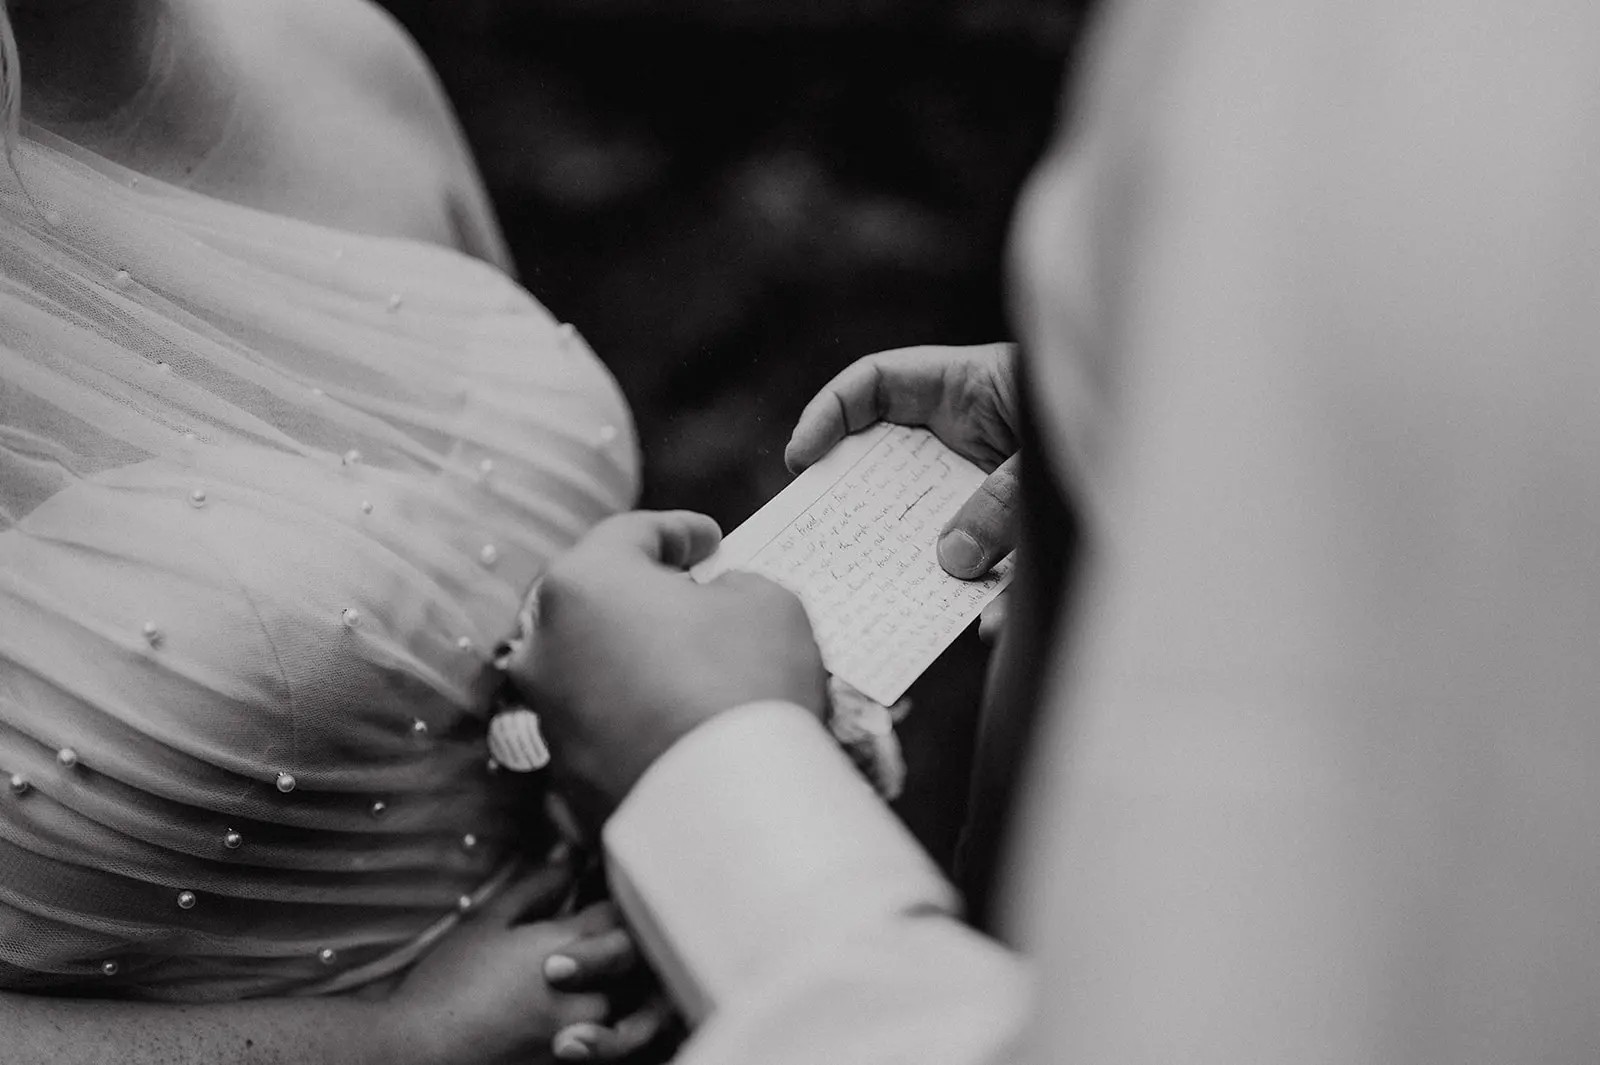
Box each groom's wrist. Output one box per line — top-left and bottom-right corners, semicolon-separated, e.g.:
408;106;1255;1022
602;698;952;1021
605;699;822;821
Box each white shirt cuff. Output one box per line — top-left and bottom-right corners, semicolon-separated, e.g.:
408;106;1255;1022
603;700;960;1024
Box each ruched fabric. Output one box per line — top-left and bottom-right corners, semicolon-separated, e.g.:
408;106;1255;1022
0;128;638;999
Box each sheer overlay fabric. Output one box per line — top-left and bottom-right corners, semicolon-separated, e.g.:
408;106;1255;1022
0;128;638;1000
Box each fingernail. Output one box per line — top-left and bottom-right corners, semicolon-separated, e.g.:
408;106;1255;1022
553;1025;596;1060
938;530;984;578
543;954;578;982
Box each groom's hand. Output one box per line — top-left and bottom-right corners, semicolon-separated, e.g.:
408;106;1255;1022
508;511;827;829
784;343;1022;581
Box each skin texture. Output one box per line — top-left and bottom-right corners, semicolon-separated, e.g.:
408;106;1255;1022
785;343;1023;581
2;859;672;1065
508;511;829;830
387;872;669;1065
10;0;512;264
10;0;170;126
511;351;1025;844
787;343;1022;645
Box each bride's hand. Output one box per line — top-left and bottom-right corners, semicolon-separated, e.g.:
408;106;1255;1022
785;342;1022;581
387;859;673;1064
543;902;678;1062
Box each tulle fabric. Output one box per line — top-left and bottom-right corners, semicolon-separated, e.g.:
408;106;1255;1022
0;128;638;1000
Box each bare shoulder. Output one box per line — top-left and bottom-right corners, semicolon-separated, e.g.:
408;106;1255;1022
209;0;512;265
251;0;455;131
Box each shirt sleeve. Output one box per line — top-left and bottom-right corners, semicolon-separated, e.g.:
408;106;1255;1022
603;700;1029;1065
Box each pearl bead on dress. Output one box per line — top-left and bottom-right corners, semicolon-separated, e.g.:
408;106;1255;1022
101;960;119;976
456;895;474;914
8;774;29;797
223;830;243;850
479;544;498;567
410;718;429;738
341;608;360;629
176;891;197;910
360;500;373;514
386;294;403;313
369;800;387;818
318;948;338;965
56;748;78;769
342;449;362;466
456;635;472;652
461;833;478;851
142;621;162;647
189;487;207;508
275;772;297;794
113;269;132;288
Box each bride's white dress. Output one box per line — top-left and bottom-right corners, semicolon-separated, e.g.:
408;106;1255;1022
0;128;637;1000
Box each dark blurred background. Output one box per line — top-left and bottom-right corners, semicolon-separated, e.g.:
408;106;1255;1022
376;0;1086;870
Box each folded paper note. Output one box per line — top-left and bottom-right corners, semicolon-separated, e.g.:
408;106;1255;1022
691;423;1014;704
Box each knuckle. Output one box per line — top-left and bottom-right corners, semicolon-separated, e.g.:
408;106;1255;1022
580;940;623;971
538;556;609;613
596;939;637;974
592;512;636;539
760;580;807;617
780;589;811;624
979;473;1019;513
557;992;611;1027
981;341;1019;365
724;571;779;598
536;564;576;606
720;574;810;627
616;1014;663;1050
577;902;622;935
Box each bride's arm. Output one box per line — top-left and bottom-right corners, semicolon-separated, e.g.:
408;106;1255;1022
0;861;646;1065
0;991;407;1065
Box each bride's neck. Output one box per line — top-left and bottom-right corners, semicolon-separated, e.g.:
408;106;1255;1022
12;0;173;127
10;0;241;178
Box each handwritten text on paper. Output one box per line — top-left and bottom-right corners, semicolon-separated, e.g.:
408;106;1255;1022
692;424;1013;705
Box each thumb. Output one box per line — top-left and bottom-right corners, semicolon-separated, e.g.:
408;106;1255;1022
581;510;723;570
936;453;1021;579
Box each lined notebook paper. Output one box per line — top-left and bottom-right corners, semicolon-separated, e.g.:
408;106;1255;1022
691;423;1014;704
